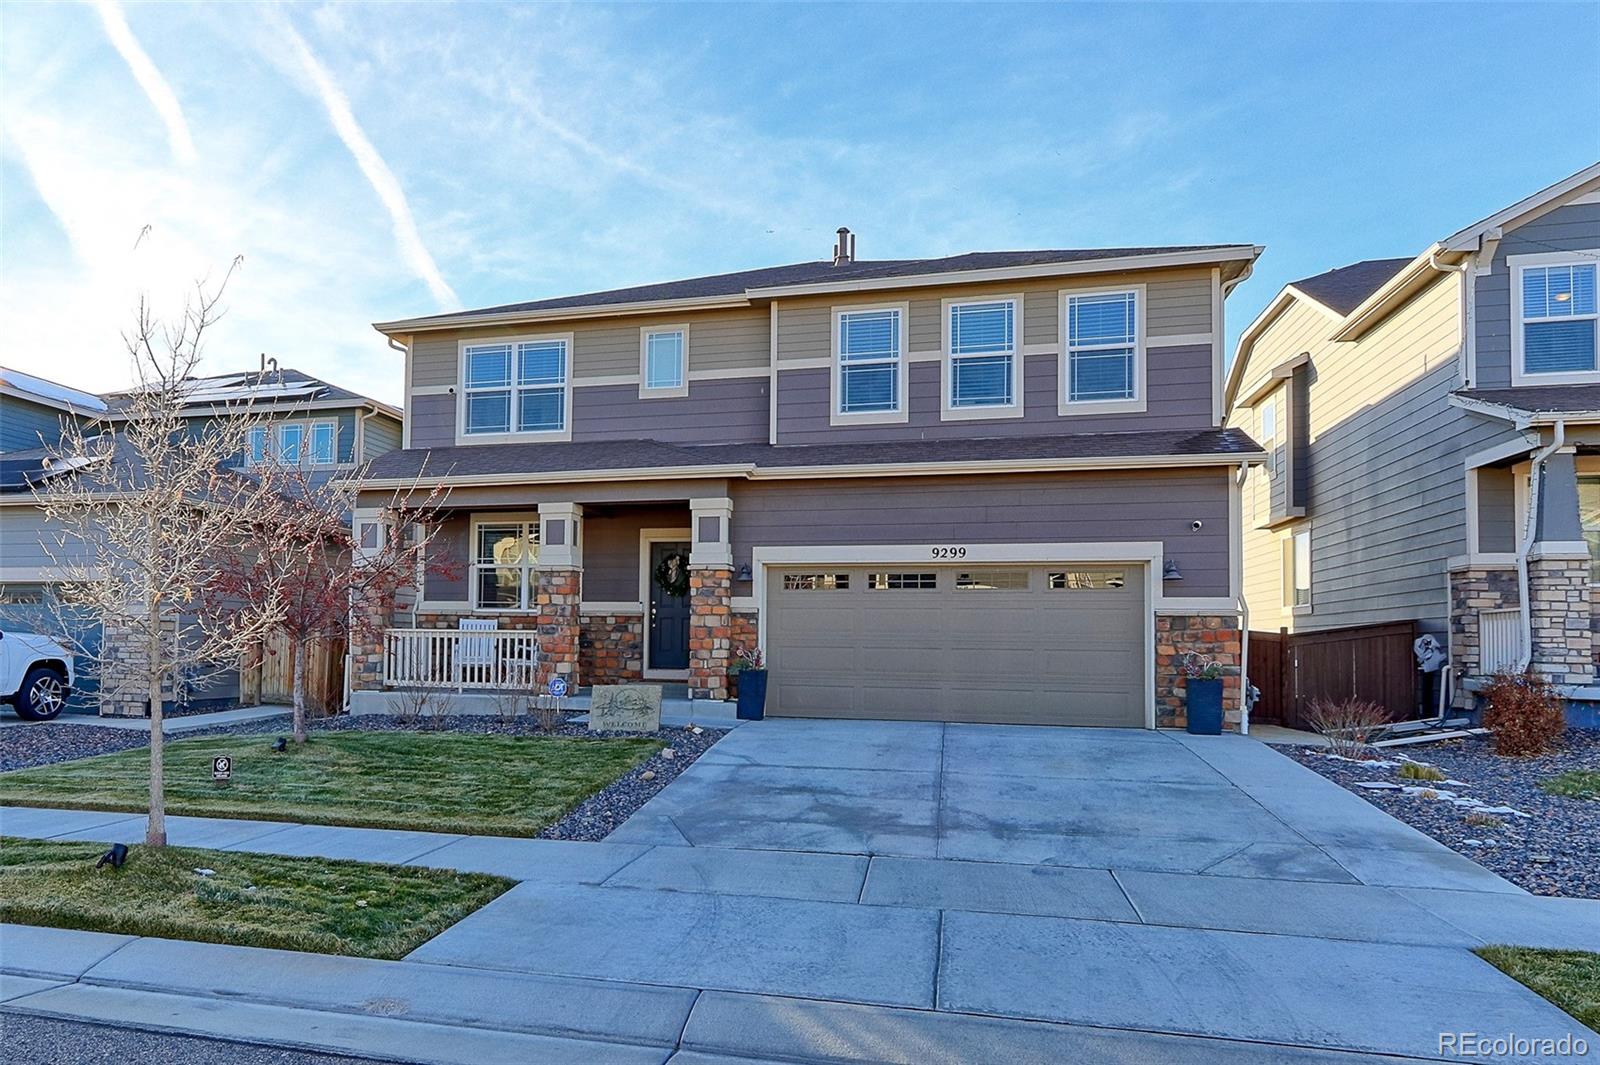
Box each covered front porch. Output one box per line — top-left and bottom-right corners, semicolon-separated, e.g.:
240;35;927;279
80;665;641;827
1452;426;1599;718
348;482;754;706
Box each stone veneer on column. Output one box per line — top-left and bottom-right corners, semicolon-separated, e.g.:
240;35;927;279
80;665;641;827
1448;564;1519;692
348;593;396;693
1527;554;1595;686
1154;614;1243;730
535;569;582;690
688;566;733;700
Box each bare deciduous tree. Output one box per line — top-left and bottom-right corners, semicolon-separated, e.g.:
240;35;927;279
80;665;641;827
37;268;287;847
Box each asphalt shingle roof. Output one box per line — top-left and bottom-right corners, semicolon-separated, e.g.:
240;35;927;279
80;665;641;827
1456;385;1600;415
362;427;1262;481
393;246;1248;325
1291;258;1413;317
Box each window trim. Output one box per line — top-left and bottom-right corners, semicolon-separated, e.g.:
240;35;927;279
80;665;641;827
830;302;909;426
1058;283;1147;416
639;324;690;399
941;294;1024;421
247;418;339;468
1282;526;1312;612
456;333;574;444
469;512;541;613
1259;393;1278;478
1510;250;1600;387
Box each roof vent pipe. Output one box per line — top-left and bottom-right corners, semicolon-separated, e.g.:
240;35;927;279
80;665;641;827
833;227;855;266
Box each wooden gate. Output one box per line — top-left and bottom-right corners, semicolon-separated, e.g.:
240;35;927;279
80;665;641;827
241;633;346;714
1247;621;1419;729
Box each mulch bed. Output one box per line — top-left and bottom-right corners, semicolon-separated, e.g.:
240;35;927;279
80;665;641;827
1;714;724;843
1287;729;1600;899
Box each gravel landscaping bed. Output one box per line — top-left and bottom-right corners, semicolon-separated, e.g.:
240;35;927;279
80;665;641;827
2;714;724;842
1287;729;1600;898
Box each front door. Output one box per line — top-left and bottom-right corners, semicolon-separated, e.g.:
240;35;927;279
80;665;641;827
647;541;691;671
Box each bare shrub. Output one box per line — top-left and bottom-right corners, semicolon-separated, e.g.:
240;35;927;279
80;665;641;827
1304;696;1389;758
422;690;456;730
531;695;567;732
390;688;430;726
1464;811;1504;829
1481;670;1565;757
491;686;526;725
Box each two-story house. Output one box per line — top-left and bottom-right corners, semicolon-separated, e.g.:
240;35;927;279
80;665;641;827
352;236;1266;729
1226;162;1600;722
0;364;403;715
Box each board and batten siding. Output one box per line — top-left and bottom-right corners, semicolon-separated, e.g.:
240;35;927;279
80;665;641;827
1474;200;1600;389
729;468;1233;599
1231;273;1522;636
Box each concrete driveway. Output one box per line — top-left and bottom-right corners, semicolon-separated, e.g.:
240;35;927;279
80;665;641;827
405;720;1600;1062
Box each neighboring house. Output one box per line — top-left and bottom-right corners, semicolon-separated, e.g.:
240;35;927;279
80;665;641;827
1225;162;1600;719
0;365;403;715
351;235;1266;729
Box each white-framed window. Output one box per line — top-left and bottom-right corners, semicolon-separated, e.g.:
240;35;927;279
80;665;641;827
248;419;339;467
1061;286;1145;414
1259;395;1278;477
832;304;907;423
472;517;540;611
943;297;1020;418
1580;475;1600;583
461;336;571;438
1512;253;1600;385
640;326;688;397
1282;527;1311;609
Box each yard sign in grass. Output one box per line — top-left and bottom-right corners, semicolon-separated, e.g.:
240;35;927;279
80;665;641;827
0;732;660;837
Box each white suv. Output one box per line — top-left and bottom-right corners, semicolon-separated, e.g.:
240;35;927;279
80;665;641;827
1;629;75;721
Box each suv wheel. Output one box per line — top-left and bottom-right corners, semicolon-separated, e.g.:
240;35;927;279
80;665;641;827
14;667;67;721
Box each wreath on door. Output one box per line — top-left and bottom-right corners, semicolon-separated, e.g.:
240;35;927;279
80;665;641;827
654;551;690;599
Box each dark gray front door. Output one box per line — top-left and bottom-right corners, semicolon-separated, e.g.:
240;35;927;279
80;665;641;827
648;542;691;671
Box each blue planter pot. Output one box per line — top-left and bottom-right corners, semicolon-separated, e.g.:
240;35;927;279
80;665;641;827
736;670;768;720
1185;678;1224;735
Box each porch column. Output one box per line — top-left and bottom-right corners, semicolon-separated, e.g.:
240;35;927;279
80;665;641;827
1528;450;1594;685
348;507;397;695
688;497;734;701
536;504;583;690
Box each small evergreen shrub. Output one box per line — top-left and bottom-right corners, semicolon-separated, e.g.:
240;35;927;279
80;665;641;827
1398;762;1446;782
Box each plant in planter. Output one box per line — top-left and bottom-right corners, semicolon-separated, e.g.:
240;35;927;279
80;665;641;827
731;645;767;720
1181;652;1225;735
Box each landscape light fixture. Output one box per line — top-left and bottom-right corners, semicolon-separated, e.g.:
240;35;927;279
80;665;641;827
95;843;129;870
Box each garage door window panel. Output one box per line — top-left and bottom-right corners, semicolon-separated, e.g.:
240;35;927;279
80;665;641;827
1048;569;1128;590
782;573;850;591
955;569;1030;590
868;572;938;590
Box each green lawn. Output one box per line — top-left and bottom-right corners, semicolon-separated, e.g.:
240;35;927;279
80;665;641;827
0;836;511;959
0;731;661;837
1542;770;1600;801
1477;946;1600;1030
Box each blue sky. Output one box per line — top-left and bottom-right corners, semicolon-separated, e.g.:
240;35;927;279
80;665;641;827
3;2;1596;405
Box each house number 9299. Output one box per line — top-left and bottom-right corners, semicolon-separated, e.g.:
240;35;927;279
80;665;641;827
930;546;968;559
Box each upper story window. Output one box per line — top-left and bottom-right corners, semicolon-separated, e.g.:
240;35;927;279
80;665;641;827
1513;255;1599;385
1259;395;1278;477
247;419;337;467
641;327;688;397
1282;527;1311;610
832;305;906;424
463;338;570;437
1063;287;1145;413
473;518;539;610
944;298;1020;417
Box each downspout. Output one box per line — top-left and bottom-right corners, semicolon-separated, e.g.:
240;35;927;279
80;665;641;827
1428;251;1473;388
1235;459;1252;735
1516;420;1566;671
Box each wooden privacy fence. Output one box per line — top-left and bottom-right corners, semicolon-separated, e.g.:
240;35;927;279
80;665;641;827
1248;621;1419;729
240;632;346;714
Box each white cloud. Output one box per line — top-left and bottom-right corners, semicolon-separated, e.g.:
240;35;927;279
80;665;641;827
91;0;197;166
274;16;459;311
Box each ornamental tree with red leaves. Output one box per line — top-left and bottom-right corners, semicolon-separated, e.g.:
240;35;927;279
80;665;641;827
206;463;458;745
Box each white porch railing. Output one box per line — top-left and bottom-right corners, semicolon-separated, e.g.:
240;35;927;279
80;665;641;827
383;628;541;690
1479;608;1523;674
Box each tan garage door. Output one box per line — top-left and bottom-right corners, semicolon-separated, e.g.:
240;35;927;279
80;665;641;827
766;563;1147;727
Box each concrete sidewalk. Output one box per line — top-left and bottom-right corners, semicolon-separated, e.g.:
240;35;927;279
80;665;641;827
3;705;294;732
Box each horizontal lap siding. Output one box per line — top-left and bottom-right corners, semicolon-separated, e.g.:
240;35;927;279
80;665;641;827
776;344;1212;444
0;397;71;451
0;506;86;571
362;414;402;461
572;378;768;444
730;468;1232;598
422;515;470;602
581;504;690;601
1474;202;1600;389
408;393;455;449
